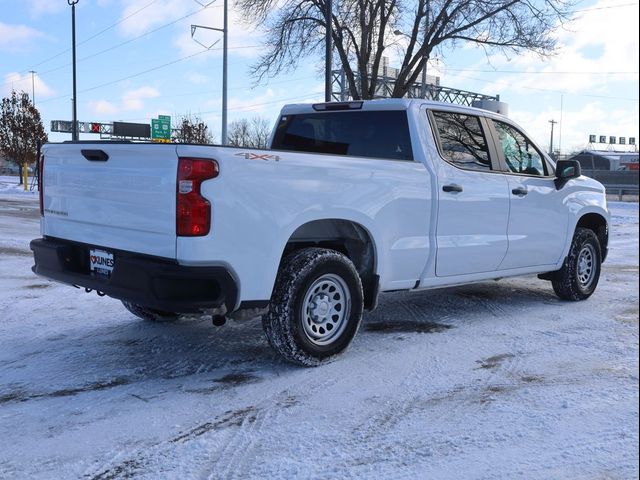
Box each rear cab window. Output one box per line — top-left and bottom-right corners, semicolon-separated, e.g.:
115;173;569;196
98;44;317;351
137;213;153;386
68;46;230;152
429;110;495;171
271;110;414;161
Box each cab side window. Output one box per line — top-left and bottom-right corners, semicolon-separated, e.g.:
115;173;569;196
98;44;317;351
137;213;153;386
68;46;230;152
431;111;493;172
493;121;547;176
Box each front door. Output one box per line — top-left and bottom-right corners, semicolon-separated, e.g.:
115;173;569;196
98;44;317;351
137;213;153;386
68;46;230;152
489;119;569;269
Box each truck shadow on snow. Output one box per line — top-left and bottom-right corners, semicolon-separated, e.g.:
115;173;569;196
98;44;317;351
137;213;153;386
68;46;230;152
0;280;562;406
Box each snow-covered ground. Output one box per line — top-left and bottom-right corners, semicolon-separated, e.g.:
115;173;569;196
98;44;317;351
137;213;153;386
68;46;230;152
0;177;638;479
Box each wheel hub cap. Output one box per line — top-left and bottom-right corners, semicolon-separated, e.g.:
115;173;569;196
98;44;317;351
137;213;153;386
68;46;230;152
301;274;351;346
577;244;596;287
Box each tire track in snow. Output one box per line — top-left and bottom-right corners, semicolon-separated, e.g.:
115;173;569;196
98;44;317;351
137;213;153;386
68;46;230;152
86;373;337;479
350;296;448;449
204;374;340;480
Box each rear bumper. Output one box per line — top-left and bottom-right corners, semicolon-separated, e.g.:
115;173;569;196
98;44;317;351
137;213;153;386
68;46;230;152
30;237;238;314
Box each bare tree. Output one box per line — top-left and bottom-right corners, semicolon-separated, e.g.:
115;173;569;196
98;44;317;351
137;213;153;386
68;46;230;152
236;0;573;99
0;91;48;184
173;114;215;144
228;119;251;147
228;117;272;148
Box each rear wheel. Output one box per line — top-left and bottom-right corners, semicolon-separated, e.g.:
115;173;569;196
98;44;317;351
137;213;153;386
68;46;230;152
552;227;602;301
121;301;179;322
262;248;364;366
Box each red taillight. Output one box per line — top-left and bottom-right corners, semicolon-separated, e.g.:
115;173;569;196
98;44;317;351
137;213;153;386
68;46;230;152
176;157;218;236
38;154;44;216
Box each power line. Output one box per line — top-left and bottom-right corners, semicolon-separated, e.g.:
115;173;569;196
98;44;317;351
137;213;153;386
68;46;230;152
457;74;639;101
32;41;280;105
2;3;214;88
26;0;162;71
446;68;639;75
140;74;319;100
37;49;213;105
112;92;322;122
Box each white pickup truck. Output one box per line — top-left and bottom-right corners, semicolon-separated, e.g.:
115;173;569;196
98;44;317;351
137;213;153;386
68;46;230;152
31;99;609;366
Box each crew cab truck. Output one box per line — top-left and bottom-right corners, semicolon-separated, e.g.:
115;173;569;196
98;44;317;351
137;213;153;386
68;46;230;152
31;99;610;366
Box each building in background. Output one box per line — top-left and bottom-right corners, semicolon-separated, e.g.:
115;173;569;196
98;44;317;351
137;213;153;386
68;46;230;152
569;150;639;171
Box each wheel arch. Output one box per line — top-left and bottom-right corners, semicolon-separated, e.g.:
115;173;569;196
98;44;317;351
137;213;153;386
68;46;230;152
575;212;609;262
281;218;379;311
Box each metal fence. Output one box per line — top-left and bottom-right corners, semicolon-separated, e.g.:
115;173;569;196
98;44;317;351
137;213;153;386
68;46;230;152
581;170;639;200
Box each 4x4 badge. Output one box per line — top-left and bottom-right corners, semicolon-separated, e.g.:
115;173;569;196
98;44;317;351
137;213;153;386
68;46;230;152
235;152;281;162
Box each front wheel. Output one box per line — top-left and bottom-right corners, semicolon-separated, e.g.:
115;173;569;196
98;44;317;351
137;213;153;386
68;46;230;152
552;227;602;301
262;248;364;366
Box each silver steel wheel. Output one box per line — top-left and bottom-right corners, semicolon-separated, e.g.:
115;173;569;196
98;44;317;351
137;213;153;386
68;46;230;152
577;244;596;288
301;273;351;346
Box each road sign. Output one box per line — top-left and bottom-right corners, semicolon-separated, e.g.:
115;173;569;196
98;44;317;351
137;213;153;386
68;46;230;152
51;120;74;133
152;116;171;140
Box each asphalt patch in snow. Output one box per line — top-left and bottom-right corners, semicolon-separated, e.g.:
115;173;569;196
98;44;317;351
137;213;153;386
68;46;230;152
364;320;452;334
0;198;40;219
455;287;502;300
184;372;262;394
475;353;515;370
0;246;31;257
23;283;51;290
214;372;261;385
0;377;130;405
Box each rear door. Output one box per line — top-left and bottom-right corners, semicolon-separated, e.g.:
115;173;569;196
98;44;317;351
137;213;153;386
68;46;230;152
428;110;510;277
488;120;569;269
42;143;179;259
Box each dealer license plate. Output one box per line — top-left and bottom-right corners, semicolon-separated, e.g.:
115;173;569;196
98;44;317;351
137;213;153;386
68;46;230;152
89;249;114;277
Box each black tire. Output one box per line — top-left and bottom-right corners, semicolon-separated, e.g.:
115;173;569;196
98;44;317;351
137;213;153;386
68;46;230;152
552;227;602;301
262;248;364;366
121;301;179;322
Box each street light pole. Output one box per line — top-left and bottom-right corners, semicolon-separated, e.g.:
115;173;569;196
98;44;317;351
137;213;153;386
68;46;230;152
549;119;557;156
222;0;228;145
325;0;333;102
28;70;36;105
190;0;228;145
68;0;79;142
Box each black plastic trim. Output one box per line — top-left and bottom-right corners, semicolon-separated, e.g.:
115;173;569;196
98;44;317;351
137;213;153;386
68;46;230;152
238;300;270;309
364;274;380;311
30;237;238;314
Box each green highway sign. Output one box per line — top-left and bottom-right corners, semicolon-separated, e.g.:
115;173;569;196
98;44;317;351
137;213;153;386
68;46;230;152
151;115;171;140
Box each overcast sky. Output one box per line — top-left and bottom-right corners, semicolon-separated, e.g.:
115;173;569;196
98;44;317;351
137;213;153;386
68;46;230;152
1;0;638;153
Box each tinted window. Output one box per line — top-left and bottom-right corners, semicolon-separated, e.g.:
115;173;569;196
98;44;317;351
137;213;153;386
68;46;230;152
493;121;547;176
272;111;413;161
431;111;492;171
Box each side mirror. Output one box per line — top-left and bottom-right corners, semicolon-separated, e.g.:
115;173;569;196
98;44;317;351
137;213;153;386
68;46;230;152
554;159;581;189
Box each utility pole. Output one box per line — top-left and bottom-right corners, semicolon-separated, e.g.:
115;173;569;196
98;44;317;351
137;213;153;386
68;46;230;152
28;71;36;105
558;94;564;155
68;0;79;142
222;0;228;145
325;0;332;102
191;0;228;144
549;119;557;156
421;0;429;99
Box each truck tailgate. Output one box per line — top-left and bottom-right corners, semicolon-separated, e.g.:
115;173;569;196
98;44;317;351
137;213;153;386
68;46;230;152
42;143;178;259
